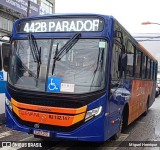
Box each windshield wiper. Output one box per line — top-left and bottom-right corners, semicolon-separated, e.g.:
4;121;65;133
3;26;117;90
28;33;41;78
55;32;81;61
52;43;59;75
94;47;104;74
90;47;104;91
51;32;81;75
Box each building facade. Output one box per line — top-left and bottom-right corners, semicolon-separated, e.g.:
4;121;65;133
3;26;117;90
0;0;55;37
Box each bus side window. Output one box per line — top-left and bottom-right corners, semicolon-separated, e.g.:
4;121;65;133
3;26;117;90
126;41;134;77
155;63;158;80
150;61;153;79
142;54;147;79
111;43;122;88
135;50;141;78
146;58;151;79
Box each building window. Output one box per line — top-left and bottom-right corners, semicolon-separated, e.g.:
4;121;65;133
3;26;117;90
30;0;38;3
0;16;13;32
40;0;53;15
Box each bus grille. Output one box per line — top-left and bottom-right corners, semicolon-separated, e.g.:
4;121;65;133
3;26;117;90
12;96;83;108
14;97;83;108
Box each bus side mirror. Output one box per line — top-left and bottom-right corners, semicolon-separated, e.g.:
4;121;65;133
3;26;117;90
114;30;123;39
118;53;127;75
114;30;124;45
2;43;10;72
121;53;127;71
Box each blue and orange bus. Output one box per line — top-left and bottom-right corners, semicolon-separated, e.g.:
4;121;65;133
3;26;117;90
2;14;158;142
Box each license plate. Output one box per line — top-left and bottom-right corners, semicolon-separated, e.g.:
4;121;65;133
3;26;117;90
33;130;50;137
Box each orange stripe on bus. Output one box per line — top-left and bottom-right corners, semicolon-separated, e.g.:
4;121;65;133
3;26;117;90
11;98;87;114
12;105;85;127
128;80;154;124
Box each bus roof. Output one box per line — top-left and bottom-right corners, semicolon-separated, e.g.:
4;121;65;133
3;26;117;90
16;13;114;21
137;43;158;62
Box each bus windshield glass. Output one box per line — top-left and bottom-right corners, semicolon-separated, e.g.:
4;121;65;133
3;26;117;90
8;38;107;94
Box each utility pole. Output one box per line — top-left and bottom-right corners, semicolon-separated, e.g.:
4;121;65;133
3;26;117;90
27;1;31;17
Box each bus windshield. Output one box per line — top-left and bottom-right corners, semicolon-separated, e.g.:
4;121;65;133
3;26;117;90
8;38;107;94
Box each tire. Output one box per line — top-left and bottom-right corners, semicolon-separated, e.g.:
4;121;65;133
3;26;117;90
143;100;149;116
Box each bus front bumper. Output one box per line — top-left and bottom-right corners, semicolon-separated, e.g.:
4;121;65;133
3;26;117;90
5;105;105;142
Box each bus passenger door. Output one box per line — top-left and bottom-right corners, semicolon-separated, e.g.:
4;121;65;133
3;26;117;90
108;43;123;135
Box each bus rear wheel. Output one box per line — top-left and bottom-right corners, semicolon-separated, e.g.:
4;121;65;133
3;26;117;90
143;100;149;116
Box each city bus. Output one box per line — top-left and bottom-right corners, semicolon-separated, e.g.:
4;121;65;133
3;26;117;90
0;38;9;116
2;14;158;142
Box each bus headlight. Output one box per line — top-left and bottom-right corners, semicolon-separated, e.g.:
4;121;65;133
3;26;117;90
85;106;102;121
5;98;12;110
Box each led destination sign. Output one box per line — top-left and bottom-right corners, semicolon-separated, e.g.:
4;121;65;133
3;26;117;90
17;17;104;33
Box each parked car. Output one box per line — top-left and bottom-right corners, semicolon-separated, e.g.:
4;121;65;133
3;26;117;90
156;84;159;97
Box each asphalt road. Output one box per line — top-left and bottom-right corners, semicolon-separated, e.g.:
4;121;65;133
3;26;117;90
0;96;160;150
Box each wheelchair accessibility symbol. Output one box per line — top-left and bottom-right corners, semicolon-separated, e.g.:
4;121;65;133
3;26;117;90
47;77;61;92
48;79;58;90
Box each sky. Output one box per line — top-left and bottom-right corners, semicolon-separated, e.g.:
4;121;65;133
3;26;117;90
55;0;160;34
55;0;160;66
